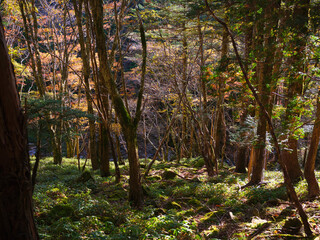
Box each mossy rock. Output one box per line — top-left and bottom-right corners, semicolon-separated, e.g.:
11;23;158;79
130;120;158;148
281;218;302;235
194;158;205;168
188;198;202;207
279;206;295;218
165;201;182;209
162;170;177;180
76;170;94;183
48;204;75;221
146;175;162;181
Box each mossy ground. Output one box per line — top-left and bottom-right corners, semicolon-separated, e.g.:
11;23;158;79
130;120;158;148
33;157;320;239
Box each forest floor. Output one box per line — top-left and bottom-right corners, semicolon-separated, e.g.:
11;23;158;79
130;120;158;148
33;157;320;239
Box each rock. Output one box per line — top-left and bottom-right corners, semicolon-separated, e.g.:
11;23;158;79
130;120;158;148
194;158;205;168
48;204;74;222
162;170;177;180
76;170;94;183
279;206;295;218
281;218;302;235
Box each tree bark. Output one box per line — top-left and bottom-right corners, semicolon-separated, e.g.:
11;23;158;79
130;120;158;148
235;2;253;173
304;93;320;197
280;0;310;183
123;127;143;207
246;1;278;185
235;108;249;173
0;15;39;240
99;123;110;177
214;3;229;167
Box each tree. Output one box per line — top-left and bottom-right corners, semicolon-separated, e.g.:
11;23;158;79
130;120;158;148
0;14;39;240
89;0;147;208
204;1;313;236
246;0;280;185
304;92;320;197
72;0;99;170
280;0;310;183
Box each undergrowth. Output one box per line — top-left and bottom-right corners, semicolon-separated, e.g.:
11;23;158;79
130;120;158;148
32;157;320;239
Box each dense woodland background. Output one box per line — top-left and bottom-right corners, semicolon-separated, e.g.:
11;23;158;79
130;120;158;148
1;0;320;239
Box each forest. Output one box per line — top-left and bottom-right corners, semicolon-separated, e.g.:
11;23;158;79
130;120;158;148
1;0;320;239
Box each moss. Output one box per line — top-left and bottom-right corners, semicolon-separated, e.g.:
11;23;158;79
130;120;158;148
76;170;94;183
48;204;75;222
194;158;205;168
146;175;162;181
282;218;302;235
162;170;177;180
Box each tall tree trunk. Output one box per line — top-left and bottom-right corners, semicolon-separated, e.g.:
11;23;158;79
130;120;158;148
72;0;99;170
52;122;62;165
249;102;267;184
214;15;228;167
280;0;310;183
89;0;146;208
197;15;207;111
32;122;41;192
0;15;39;240
180;21;188;160
123;127;143;207
281;138;303;182
235;2;253;173
247;1;279;185
235;109;249;173
99;123;110;177
304;93;320;197
108;131;121;183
